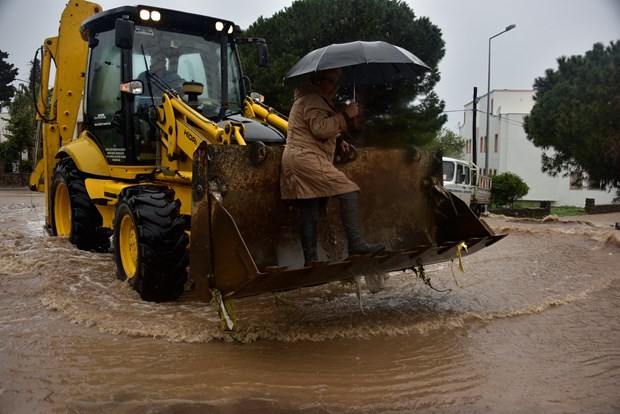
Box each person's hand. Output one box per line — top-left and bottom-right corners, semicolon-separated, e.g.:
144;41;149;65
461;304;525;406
343;102;359;118
338;139;350;156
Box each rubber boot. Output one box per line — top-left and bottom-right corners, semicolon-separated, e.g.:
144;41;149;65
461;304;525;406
300;221;318;266
300;199;319;266
336;192;385;256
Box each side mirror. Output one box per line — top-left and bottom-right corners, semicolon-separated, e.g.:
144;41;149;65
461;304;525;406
238;37;269;67
115;18;134;49
256;42;269;67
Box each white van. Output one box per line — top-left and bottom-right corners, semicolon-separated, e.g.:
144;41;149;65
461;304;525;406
442;157;491;216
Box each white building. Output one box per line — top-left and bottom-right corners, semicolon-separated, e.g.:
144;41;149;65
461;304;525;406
459;89;615;207
0;107;30;172
0;106;9;143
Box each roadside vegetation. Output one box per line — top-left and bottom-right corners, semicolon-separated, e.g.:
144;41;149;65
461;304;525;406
490;172;529;208
511;201;587;217
550;206;587;216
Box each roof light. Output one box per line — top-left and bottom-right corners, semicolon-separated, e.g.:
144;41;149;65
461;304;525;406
215;21;224;32
228;25;234;34
139;9;161;22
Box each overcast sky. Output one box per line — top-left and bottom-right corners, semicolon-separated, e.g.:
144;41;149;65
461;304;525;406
1;0;618;129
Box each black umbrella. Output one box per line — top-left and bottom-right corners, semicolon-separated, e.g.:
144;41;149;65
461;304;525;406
284;40;430;99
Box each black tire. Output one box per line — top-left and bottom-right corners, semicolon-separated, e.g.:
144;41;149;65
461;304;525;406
113;186;189;302
50;158;111;252
471;204;483;218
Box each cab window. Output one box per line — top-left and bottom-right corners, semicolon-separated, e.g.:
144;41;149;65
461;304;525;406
86;29;125;163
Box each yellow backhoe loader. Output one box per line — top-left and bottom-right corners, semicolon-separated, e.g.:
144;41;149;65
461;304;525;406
30;0;504;329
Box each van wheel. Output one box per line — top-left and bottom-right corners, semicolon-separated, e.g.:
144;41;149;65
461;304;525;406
50;158;111;252
471;204;482;218
113;186;189;302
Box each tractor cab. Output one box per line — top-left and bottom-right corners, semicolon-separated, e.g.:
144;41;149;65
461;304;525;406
79;5;275;166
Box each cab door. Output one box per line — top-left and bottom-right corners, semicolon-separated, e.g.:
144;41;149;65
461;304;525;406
454;163;472;206
85;29;128;164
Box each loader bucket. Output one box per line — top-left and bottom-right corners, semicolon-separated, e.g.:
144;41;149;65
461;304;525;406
190;142;505;300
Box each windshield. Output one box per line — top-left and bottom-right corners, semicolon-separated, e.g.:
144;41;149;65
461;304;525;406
132;25;243;118
442;161;455;182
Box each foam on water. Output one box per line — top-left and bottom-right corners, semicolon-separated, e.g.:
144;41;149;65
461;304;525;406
2;201;619;344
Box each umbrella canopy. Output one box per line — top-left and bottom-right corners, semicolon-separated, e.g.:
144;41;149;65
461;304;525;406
284;40;431;86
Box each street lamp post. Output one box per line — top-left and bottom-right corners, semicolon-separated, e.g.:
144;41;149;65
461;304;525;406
484;24;516;175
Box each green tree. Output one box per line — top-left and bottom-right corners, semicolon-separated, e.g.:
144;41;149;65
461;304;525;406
2;84;35;173
0;50;18;109
424;128;465;158
28;57;41;96
0;140;17;173
523;40;620;191
241;0;446;147
491;172;530;207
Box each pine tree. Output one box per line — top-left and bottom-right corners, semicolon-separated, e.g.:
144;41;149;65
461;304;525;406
524;40;620;191
0;50;19;110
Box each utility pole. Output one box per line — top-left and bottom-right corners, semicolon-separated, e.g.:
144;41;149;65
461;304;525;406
472;86;477;165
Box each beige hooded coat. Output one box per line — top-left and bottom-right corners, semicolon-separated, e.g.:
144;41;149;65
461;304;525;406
280;83;360;199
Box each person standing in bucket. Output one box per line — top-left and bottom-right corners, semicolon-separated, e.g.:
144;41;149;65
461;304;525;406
280;68;385;266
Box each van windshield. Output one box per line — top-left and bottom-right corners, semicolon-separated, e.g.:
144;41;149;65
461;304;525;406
442;161;455;182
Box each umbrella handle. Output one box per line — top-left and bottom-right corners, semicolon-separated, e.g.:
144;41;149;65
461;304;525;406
353;70;356;102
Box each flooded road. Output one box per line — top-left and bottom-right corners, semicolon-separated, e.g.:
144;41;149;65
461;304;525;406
1;188;619;413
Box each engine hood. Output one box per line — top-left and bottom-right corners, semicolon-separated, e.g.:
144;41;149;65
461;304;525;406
218;114;285;144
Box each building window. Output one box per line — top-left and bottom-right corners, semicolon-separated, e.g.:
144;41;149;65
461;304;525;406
569;173;583;190
494;134;499;153
586;176;602;190
480;136;485;153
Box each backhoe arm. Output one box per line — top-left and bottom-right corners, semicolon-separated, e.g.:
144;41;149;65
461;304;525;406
30;0;103;196
155;91;247;162
242;95;288;133
152;90;289;165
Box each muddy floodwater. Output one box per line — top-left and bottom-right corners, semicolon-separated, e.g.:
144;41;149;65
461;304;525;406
1;188;619;413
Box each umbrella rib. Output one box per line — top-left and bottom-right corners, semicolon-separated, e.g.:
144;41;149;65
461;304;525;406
313;46;330;72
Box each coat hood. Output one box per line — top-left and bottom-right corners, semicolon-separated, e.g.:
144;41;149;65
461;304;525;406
294;82;330;102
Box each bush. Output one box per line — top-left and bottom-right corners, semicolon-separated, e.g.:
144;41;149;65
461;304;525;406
491;172;530;207
19;159;33;173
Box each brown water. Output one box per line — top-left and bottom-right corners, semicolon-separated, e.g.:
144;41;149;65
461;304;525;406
1;188;619;413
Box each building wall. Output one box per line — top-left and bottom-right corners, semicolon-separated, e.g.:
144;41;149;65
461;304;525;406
460;89;615;207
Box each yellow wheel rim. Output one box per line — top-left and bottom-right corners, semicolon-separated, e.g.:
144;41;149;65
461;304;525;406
119;214;138;279
53;182;71;236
